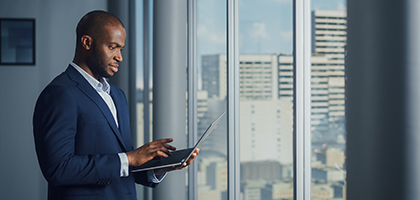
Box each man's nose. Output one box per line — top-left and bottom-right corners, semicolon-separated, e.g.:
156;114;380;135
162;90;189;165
115;50;123;62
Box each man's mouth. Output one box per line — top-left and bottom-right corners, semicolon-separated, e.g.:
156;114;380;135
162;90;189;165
110;65;119;73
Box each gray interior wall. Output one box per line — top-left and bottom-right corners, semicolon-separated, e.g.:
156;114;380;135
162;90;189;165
346;0;420;199
0;1;107;199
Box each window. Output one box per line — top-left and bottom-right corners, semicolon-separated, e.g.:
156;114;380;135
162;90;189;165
136;0;347;199
196;1;228;199
311;2;347;200
239;0;294;200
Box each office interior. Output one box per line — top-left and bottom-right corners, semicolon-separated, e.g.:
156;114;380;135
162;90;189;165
0;0;418;200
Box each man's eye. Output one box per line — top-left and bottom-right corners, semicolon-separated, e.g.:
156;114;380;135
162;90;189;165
109;46;115;50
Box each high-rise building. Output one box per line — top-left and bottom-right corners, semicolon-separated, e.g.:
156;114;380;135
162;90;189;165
272;181;294;200
312;10;347;125
242;181;273;200
277;53;346;134
310;11;348;190
197;157;228;199
278;54;293;100
202;54;279;101
241;161;282;182
202;54;227;100
238;55;279;100
312;10;347;59
201;54;294;165
200;10;348;197
277;10;348;134
240;99;293;164
311;55;333;132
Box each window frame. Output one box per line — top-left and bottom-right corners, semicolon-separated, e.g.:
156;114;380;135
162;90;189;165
140;0;313;199
293;0;312;199
187;0;313;199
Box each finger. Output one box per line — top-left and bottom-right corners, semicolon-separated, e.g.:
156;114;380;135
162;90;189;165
146;143;173;155
148;148;169;158
157;138;174;143
175;165;185;170
155;150;170;158
153;156;162;160
164;144;177;151
185;153;197;165
150;139;176;151
158;146;173;156
190;152;197;159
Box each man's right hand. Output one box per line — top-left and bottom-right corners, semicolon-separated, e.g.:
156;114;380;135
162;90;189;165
125;138;176;167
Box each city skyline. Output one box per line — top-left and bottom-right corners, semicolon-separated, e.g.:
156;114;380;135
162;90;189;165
196;6;347;199
134;1;347;199
136;0;347;89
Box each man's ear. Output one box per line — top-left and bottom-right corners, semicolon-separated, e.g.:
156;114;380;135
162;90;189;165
81;35;92;50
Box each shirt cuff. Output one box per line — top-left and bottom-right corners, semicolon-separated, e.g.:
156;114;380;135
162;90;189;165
118;153;129;177
147;169;167;183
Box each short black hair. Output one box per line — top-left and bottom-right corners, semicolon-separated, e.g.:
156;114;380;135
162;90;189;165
76;10;124;43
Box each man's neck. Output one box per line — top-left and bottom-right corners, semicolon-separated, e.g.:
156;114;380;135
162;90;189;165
72;59;100;81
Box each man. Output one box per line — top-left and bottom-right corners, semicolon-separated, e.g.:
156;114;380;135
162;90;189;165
33;10;198;200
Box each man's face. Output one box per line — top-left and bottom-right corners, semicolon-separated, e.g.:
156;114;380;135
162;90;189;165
86;24;126;80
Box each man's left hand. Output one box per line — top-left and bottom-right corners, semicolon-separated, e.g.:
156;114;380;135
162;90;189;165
154;148;200;176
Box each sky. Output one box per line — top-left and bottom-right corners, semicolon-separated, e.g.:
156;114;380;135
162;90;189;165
197;0;346;55
195;0;346;89
136;0;346;89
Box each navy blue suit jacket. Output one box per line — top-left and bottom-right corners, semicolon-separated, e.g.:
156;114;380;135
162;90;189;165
33;66;156;200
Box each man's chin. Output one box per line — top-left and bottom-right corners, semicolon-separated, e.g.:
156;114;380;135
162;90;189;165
104;74;114;78
103;71;115;78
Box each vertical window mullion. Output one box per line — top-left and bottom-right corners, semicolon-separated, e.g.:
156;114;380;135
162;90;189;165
227;0;240;199
143;0;151;145
143;1;152;199
187;0;198;199
293;0;312;199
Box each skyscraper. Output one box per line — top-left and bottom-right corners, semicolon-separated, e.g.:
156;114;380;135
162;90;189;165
201;54;227;100
202;54;280;101
201;54;293;164
312;10;347;125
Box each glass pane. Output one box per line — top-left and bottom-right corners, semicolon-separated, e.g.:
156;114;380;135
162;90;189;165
197;1;228;200
239;0;294;200
311;1;347;199
136;1;154;150
135;2;152;198
136;0;145;149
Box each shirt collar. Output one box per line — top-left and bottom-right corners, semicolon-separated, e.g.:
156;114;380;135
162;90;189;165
70;62;110;94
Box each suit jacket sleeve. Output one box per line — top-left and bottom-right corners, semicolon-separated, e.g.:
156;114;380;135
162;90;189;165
33;84;121;186
133;170;159;188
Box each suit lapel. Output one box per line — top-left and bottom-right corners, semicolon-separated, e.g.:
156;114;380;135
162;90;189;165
110;87;132;150
65;66;128;152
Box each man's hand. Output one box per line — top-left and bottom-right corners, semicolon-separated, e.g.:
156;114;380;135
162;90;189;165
154;148;200;176
126;138;176;166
